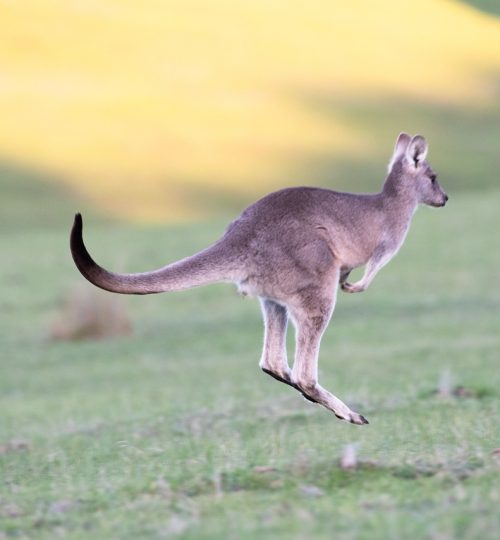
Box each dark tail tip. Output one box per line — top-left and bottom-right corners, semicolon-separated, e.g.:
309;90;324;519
70;213;83;248
73;212;82;229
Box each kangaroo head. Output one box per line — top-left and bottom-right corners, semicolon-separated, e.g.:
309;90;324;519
388;133;448;207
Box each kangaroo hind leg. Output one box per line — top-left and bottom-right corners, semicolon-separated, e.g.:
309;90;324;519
288;287;368;425
259;298;317;402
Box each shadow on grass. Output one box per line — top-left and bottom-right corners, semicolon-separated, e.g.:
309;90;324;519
154;177;252;221
153;80;500;219
1;77;499;228
292;85;500;196
462;0;500;17
51;81;500;227
0;160;107;233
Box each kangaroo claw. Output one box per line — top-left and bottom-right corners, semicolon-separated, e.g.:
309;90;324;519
349;413;369;425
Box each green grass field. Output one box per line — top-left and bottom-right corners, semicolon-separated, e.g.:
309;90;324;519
1;187;500;539
1;2;500;538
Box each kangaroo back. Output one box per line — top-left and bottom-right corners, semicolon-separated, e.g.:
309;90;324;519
70;214;237;295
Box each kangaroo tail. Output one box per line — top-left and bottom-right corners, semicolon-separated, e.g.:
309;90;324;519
70;213;235;295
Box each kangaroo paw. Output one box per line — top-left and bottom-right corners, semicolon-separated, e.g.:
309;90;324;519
341;282;365;293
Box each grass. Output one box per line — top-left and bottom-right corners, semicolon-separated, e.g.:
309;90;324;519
1;189;500;539
1;3;499;537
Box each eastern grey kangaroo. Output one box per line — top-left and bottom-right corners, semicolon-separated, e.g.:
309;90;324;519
70;133;447;425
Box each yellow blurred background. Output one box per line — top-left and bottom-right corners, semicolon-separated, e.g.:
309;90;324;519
1;0;499;222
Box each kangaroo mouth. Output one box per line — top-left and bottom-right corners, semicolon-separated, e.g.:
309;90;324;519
430;196;448;208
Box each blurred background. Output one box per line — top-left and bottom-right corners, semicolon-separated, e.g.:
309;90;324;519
1;0;499;228
1;2;500;538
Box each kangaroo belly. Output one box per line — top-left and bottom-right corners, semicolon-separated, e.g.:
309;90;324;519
235;229;337;300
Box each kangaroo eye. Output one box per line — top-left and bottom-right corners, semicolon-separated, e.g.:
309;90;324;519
429;174;437;183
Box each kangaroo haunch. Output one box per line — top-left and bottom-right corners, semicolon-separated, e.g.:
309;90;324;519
70;133;448;425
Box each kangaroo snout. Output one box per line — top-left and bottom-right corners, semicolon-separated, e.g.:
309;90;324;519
432;192;448;207
435;193;449;207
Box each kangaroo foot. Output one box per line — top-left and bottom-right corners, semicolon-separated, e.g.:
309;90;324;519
261;368;318;403
333;410;369;425
294;381;369;424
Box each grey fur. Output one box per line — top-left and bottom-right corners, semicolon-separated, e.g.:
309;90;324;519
70;133;447;425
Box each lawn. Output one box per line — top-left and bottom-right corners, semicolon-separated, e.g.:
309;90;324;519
1;188;499;539
1;2;499;537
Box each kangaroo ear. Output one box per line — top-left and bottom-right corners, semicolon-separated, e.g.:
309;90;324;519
405;135;428;167
388;132;411;172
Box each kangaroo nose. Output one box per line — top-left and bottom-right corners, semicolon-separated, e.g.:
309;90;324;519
444;194;449;202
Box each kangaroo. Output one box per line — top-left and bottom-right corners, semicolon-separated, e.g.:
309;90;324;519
70;133;448;425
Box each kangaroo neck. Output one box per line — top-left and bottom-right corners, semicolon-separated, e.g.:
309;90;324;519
380;177;419;234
